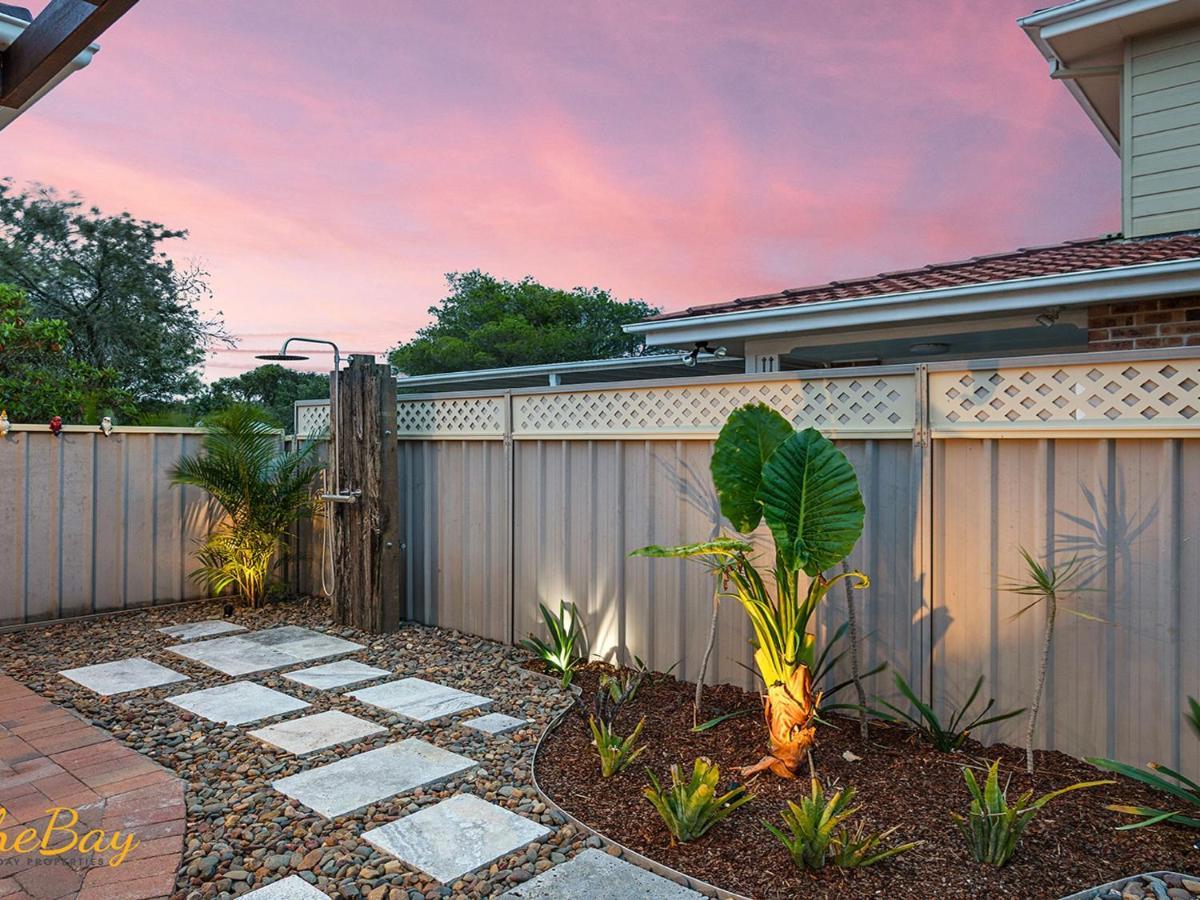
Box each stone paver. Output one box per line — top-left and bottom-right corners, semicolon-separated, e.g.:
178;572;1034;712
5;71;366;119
248;710;384;755
157;620;247;641
499;849;706;899
462;713;529;736
363;793;549;884
167;626;364;676
348;677;493;722
59;658;188;696
271;739;476;818
282;660;391;690
166;681;309;726
241;874;329;898
0;675;185;900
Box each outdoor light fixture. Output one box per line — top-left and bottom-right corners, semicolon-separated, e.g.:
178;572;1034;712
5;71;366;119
680;342;728;367
908;342;949;356
1036;306;1063;327
99;416;113;436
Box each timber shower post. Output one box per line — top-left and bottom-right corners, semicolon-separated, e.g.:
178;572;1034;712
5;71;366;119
332;354;403;632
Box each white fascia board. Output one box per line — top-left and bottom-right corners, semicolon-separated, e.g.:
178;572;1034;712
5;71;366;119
1019;0;1177;36
393;352;733;387
0;10;99;132
626;257;1200;346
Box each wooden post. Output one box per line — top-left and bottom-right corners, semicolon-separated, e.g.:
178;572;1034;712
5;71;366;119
331;355;402;632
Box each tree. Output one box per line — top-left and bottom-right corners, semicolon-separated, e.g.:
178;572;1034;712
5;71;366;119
389;271;660;375
195;365;329;430
0;283;131;423
0;180;227;407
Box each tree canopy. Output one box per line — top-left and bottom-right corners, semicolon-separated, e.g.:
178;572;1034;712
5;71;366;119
389;271;660;376
193;365;329;430
0;283;131;423
0;180;226;407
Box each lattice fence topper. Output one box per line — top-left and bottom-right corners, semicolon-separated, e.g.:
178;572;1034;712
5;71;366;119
512;376;916;437
395;394;506;437
929;359;1200;430
295;402;331;438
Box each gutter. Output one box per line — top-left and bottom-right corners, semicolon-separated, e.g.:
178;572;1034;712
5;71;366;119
0;8;98;130
625;256;1200;345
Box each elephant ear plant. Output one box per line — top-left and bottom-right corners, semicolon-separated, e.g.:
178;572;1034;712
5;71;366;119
170;404;321;607
632;403;868;778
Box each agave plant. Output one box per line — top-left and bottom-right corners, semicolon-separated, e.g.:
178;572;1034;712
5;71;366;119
879;673;1023;753
522;600;585;688
170;404;320;606
632;403;867;778
764;778;918;870
952;759;1111;866
643;757;752;845
1086;695;1200;830
588;715;646;777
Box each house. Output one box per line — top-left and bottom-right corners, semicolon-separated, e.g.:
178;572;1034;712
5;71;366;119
624;0;1200;373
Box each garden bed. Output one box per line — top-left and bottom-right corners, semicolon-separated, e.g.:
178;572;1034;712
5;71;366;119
533;663;1199;900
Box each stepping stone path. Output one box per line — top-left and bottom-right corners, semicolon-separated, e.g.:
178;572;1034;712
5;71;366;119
241;874;329;898
283;659;391;689
363;793;551;883
249;709;384;755
59;656;188;695
157;619;247;640
499;848;706;899
271;738;476;818
167;625;364;676
167;681;310;725
349;676;493;721
463;712;529;735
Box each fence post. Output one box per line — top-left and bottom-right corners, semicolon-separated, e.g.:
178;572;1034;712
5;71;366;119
331;355;403;632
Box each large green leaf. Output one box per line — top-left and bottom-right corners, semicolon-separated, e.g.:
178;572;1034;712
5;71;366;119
629;538;753;559
711;403;794;533
757;428;864;575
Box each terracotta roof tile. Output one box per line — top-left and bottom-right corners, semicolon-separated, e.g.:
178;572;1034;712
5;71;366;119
649;233;1200;322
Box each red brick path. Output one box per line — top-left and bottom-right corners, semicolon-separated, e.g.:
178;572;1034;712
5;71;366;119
0;675;185;900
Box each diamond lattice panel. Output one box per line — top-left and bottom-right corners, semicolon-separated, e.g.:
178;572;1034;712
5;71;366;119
295;403;331;438
512;376;915;438
930;360;1200;431
396;396;506;437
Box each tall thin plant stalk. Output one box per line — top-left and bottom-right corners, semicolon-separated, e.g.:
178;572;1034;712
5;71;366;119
841;559;869;741
694;579;721;726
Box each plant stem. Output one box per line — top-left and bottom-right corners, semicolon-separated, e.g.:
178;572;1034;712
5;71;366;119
694;581;721;727
1027;594;1056;774
841;560;868;741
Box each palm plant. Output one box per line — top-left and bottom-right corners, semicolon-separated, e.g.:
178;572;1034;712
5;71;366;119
632;403;867;778
170;405;320;607
1004;548;1101;773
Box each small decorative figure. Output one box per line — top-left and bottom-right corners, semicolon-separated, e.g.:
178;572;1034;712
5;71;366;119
0;410;9;437
49;416;62;435
99;416;113;436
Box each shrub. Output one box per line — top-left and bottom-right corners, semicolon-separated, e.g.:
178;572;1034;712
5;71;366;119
522;600;585;688
589;716;646;777
952;759;1110;866
643;757;752;845
880;673;1023;753
764;778;918;870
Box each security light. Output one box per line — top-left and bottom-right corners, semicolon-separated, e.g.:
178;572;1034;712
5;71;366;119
1035;306;1063;327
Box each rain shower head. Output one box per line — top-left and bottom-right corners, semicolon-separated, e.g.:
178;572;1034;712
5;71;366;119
256;352;310;361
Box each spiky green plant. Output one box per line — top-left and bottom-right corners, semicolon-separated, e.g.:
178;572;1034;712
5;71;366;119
588;716;646;777
879;673;1023;753
522;600;585;688
643;757;752;845
764;778;918;870
1086;695;1200;830
169;404;320;606
951;759;1111;866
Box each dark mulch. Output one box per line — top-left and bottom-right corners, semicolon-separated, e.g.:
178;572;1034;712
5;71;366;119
532;663;1199;900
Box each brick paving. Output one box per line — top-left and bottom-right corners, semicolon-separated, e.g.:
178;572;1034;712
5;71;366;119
0;675;185;900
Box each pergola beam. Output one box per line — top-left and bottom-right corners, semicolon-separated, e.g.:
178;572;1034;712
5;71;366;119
0;0;137;109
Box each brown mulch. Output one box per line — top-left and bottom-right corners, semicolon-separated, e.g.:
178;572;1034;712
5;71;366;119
532;663;1199;900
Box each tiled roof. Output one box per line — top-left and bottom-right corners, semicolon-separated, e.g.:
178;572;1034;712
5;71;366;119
650;233;1200;322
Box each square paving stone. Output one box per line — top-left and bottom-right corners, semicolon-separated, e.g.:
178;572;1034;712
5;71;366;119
156;620;247;641
59;657;188;696
241;875;329;899
362;793;549;883
462;713;528;736
166;681;309;725
499;848;705;899
271;738;475;818
167;626;365;676
348;677;493;722
248;710;385;755
283;660;392;690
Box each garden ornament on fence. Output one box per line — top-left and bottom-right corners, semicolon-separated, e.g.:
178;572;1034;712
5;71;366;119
49;416;62;435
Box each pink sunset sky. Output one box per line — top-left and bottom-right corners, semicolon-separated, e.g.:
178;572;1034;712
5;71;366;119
4;0;1117;379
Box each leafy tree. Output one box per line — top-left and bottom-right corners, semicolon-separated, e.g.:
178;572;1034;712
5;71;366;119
389;271;660;375
194;365;329;430
0;179;227;407
0;283;131;423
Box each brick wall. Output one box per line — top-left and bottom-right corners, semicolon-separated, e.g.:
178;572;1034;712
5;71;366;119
1088;297;1200;350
